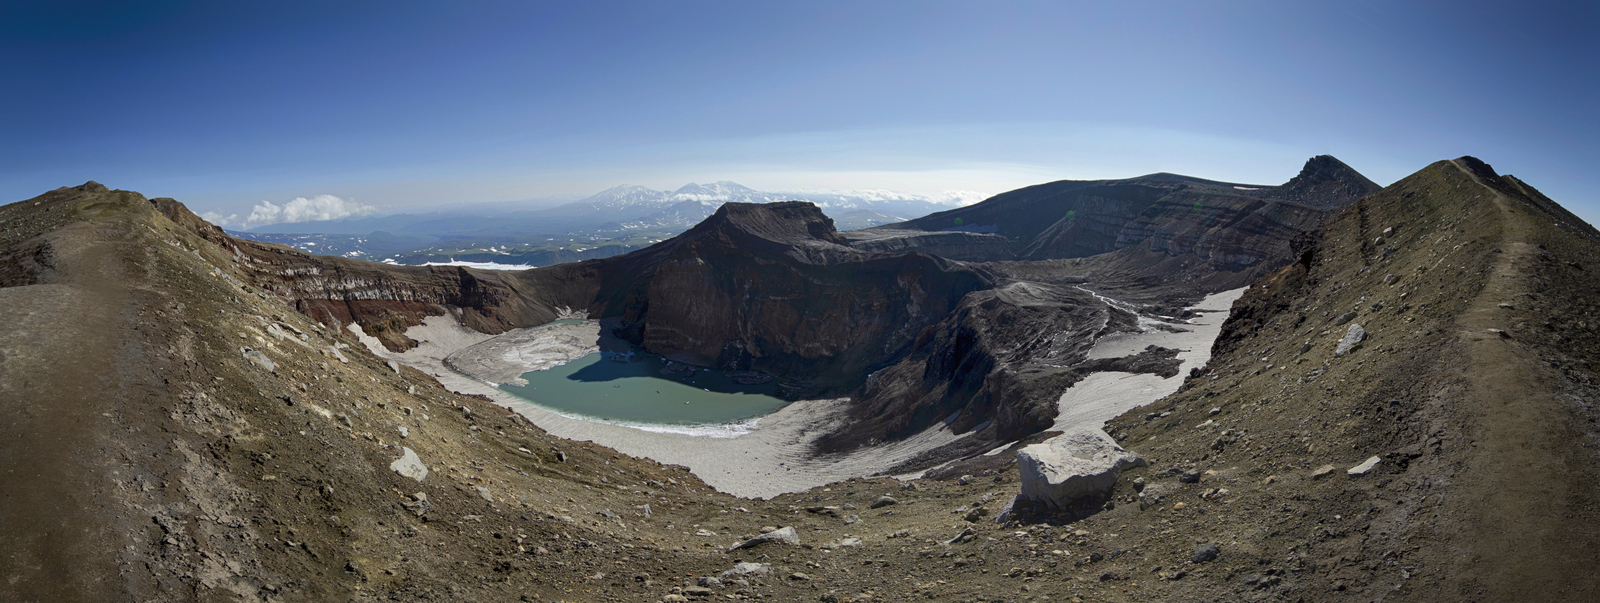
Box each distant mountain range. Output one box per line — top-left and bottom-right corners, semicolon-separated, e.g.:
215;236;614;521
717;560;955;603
230;181;985;266
244;181;982;236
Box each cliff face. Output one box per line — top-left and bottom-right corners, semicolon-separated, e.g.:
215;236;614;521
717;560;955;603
813;282;1147;458
520;202;993;389
142;196;560;351
877;155;1380;271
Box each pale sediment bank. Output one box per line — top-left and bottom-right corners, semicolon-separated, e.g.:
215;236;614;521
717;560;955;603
1048;286;1246;433
357;287;1243;498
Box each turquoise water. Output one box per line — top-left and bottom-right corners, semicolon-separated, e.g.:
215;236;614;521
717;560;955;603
498;351;789;432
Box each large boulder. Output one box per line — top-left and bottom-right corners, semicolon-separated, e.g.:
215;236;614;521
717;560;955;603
1016;428;1146;507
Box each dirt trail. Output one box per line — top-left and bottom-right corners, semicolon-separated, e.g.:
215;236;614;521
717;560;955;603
1440;159;1600;599
1;218;141;601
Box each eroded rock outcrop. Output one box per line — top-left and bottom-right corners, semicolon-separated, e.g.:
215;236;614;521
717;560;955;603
519;202;993;390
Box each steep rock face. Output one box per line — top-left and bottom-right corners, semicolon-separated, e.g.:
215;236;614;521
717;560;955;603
521;202;992;388
146;196;560;351
875;156;1380;271
1277;153;1383;209
812;281;1142;458
840;228;1016;261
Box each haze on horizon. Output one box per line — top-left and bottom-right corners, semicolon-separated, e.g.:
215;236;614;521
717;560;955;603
1;1;1595;227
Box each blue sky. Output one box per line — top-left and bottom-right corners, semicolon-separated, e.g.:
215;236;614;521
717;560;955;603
2;1;1596;225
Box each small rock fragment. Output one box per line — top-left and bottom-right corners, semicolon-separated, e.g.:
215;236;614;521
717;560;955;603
1191;543;1220;563
718;562;771;579
1335;323;1366;356
944;527;976;545
869;495;898;509
1310;464;1338;480
1347;456;1381;476
730;526;798;550
402;492;430;517
241;347;275;372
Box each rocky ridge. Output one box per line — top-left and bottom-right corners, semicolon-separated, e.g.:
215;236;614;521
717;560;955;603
862;155;1379;269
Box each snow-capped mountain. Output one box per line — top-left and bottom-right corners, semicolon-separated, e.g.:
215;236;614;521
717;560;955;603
542;184;670;217
545;181;989;230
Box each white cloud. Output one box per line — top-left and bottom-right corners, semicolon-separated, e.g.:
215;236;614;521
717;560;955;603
200;211;240;227
229;194;378;229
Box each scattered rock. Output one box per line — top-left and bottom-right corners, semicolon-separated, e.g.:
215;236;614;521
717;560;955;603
1191;543;1220;563
386;360;401;374
241;347;275;372
682;585;714;597
1310;465;1338;480
964;507;990;522
730;526;798;550
1335;323;1366;356
1178;471;1201;484
957;475;974;486
389;447;428;482
1016;428;1147;508
473;486;493;502
869;495;898;509
788;572;811;581
696;576;722;587
944;527;976;545
1347;456;1381;476
1334;310;1358;326
662;595;689;603
401;492;430;517
718;562;771;579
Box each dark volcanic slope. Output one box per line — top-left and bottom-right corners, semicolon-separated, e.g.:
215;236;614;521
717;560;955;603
852;155;1379;268
519;201;994;390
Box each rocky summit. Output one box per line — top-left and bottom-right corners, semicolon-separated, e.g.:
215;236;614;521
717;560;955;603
3;155;1600;602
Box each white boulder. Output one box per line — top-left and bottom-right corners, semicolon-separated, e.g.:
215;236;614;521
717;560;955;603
1335;323;1367;356
1017;428;1146;508
390;446;428;482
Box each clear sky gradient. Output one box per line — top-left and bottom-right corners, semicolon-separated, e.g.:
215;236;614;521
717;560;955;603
3;1;1596;224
